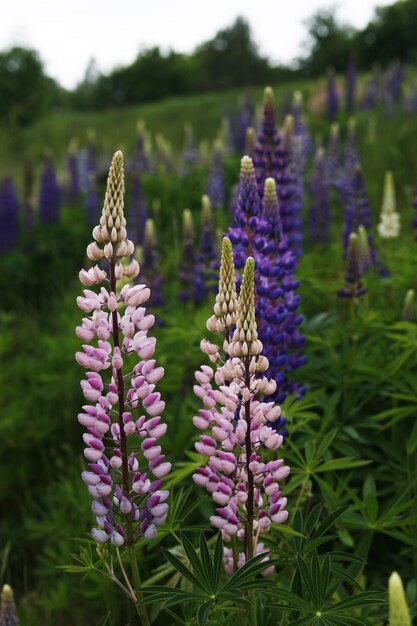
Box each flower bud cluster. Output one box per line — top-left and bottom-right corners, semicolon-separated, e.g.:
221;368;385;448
193;241;289;574
76;151;170;547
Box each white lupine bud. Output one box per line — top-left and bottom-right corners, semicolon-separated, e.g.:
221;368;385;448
389;572;411;625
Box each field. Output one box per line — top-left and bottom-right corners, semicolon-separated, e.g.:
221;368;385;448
0;74;417;626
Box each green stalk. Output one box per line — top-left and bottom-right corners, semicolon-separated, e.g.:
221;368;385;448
128;542;151;626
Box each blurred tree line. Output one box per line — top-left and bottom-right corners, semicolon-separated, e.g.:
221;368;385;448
1;0;417;126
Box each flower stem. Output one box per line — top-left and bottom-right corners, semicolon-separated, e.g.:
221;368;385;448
128;542;151;626
243;358;257;626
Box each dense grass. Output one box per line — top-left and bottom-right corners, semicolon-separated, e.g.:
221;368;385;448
1;78;417;624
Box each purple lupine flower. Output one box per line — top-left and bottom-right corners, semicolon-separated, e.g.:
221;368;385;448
283;115;304;257
228;157;305;407
345;57;356;115
326;68;339;120
206;141;225;210
291;91;311;165
361;65;382;110
338;232;367;299
128;170;148;247
136;219;164;309
85;172;100;228
178;209;196;302
324;123;341;188
0;177;19;254
39;155;61;225
253;87;301;255
308;147;331;244
194;241;290;574
178;125;198;177
234;96;256;154
0;585;19;626
194;196;219;302
76;151;170;548
342;166;375;265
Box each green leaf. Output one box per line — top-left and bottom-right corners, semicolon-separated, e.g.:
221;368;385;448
213;532;223;591
315;429;338;460
328;591;387;612
315;458;372;473
180;534;211;594
265;588;312;611
305;505;322;536
197;600;214;626
199;533;215;592
406;420;417;454
296;555;315;603
221;554;275;592
314;506;349;539
161;548;206;590
140;586;204;607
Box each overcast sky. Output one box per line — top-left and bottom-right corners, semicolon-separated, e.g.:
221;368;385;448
1;0;392;89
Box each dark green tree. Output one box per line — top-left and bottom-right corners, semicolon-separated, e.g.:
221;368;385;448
300;9;355;75
0;47;62;125
195;17;271;89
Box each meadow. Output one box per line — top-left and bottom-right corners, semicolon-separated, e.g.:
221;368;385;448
0;71;417;626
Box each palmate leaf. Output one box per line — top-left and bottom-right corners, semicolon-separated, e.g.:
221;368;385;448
140;586;205;607
180;534;211;593
161;547;206;590
264;588;313;611
221;553;277;593
328;591;387;612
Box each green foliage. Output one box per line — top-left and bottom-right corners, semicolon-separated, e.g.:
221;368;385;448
0;47;64;126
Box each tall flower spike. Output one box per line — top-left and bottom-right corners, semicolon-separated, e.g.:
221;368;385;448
389;572;411;626
338;232;367;299
378;170;400;238
357;225;372;274
308;147;331;244
207;237;238;334
229;257;262;358
193;248;290;574
0;585;19;626
178;209;197;302
93;151;126;245
402;289;415;322
76;151;170;548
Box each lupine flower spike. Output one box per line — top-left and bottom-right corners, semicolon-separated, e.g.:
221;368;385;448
193;238;290;574
76;151;170;551
39;154;61;225
308;147;331;244
338;232;367;299
0;177;19;255
402;289;415;322
378;171;400;238
136;218;164;309
0;585;19;626
178;209;197;301
389;572;411;626
357;225;372;274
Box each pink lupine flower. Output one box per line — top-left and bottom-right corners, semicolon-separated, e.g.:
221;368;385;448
193;237;290;574
75;151;170;548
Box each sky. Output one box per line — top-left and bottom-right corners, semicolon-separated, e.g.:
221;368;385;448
1;0;393;89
